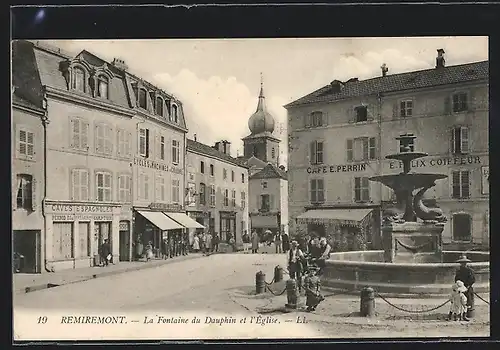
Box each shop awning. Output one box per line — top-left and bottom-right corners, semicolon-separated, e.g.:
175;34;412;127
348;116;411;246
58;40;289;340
165;212;205;229
251;215;278;229
137;210;184;231
296;208;373;228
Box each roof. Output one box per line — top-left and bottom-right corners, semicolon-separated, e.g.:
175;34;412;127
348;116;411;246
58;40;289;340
12;92;45;113
242;131;281;141
186;139;249;169
249;163;288;180
285;60;489;108
240;155;268;169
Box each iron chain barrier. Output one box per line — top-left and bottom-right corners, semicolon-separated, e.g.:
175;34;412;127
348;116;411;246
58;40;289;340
474;292;490;305
375;292;451;314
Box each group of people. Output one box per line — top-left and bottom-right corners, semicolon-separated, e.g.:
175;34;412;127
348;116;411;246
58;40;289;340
98;239;112;266
448;255;476;322
192;231;222;254
133;231;190;262
287;236;332;312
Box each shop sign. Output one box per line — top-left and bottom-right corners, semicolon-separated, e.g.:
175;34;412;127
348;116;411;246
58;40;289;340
49;203;114;214
148;202;183;212
307;163;368;174
482;166;489;195
52;214;113;221
133;157;183;175
389;155;481;169
220;212;236;219
190;211;210;219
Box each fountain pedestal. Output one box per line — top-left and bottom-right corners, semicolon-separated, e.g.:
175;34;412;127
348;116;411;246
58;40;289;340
382;222;444;263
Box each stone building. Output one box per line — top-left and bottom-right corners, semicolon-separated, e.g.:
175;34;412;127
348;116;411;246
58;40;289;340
285;50;489;251
11;40;198;272
186;137;249;249
238;79;289;239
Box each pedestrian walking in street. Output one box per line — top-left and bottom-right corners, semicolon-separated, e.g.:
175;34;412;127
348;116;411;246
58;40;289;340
251;230;259;254
454;255;476;318
182;232;189;256
134;236;143;261
315;237;331;276
288;241;305;293
447;280;469;321
192;234;200;253
200;232;207;254
100;239;111;267
161;237;168;259
282;232;290;253
213;232;220;253
205;231;213;255
242;230;250;253
304;266;324;312
145;241;154;262
274;230;283;254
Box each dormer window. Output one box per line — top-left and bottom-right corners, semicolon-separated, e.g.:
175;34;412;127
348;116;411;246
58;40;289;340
138;88;147;109
172;104;178;123
72;67;86;92
97;75;109;99
156;96;164;116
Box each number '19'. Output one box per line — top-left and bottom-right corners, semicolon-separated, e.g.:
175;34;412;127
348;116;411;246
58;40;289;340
37;316;47;324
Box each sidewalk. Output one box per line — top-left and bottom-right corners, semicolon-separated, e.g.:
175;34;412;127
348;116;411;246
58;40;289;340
13;253;204;295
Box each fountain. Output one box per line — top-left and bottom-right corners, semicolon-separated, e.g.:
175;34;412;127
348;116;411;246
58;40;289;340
321;134;489;296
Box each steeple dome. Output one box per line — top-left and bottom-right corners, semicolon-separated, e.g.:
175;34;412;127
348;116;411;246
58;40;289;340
248;73;275;135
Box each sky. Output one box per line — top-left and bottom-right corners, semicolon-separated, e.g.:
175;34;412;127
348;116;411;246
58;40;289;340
43;37;488;166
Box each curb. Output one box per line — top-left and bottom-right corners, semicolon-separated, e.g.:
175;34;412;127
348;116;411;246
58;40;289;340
16;254;203;295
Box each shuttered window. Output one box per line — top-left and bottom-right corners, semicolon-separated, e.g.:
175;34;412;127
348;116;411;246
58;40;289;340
223;189;229;206
451;126;469;154
96;171;112;202
118;174;132;202
241;191;246;209
452;213;472;242
172;179;180;203
53;222;74;260
70;118;89;150
231;190;236;207
156;175;166;202
71;169;89;201
199;183;206;205
16;174;33;210
354;177;370;202
452;170;470;199
309;141;324;165
347;137;376;161
79;222;91;257
452;92;468;113
172;140;180;164
117;129;132;157
95;124;113;155
139;172;150;200
310;179;325;204
209;185;216;207
18;128;35;159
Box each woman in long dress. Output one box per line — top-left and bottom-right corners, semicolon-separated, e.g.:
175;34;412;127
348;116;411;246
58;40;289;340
192;234;200;253
251;230;259;254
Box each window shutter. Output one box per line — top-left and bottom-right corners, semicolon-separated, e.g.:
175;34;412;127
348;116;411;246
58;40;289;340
444;95;452;115
71;170;79;200
127;132;132;156
322;112;328;127
310;180;316;203
362;138;369;160
309;141;316;164
366;106;374;122
95;125;101;153
354;177;361;202
450;128;456;154
369;137;376;160
462;171;470;198
81;171;89;200
269;194;274;210
347;107;355;123
27;132;34;157
106;125;113;154
318;179;325;202
70;119;79;148
460;127;469;154
81;121;89;150
117;130;122;156
452;171;460;198
304;114;310;128
31;177;37;211
257;195;262;209
346;139;353;162
392;102;399;120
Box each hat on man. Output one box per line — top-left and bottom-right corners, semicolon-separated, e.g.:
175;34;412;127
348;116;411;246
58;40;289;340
456;255;471;263
291;240;299;247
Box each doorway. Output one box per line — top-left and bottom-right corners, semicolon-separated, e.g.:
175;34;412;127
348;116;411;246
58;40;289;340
95;222;112;262
119;221;130;261
13;230;41;273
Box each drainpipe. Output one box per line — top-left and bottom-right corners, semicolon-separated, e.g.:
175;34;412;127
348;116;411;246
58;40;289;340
376;92;384;249
40;94;52;273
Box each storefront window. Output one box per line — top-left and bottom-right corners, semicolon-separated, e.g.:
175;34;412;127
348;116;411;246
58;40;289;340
53;222;74;260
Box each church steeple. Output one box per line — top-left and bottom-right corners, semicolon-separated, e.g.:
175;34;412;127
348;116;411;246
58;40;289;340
256;72;266;112
248;73;275;135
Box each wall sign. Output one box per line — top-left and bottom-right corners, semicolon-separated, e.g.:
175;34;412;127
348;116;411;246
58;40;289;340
134;157;183;175
482;166;489;195
389;156;481;169
49;204;113;214
148;202;183;212
52;214;113;221
307;163;367;174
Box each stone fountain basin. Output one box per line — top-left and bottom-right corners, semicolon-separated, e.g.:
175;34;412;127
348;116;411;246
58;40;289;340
369;173;448;191
322;250;489;297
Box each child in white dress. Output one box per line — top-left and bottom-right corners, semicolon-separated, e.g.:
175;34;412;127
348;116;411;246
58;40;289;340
447;280;469;321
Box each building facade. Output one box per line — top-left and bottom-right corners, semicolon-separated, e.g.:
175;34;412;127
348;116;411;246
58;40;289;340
285;51;489;251
186;138;249;249
11;92;47;273
12;40;198;272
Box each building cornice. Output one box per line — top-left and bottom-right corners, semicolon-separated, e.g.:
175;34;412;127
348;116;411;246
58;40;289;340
12;101;45;116
44;85;136;117
135;108;188;133
186;148;249;170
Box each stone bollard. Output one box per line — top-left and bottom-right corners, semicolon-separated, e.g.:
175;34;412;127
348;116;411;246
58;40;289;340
360;286;375;317
274;265;284;283
285;279;298;309
255;271;266;294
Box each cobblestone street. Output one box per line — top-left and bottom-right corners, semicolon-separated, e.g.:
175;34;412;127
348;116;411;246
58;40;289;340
14;253;490;339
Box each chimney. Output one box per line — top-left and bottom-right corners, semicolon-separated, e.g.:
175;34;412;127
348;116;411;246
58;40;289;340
381;63;389;77
223;140;231;156
193;134;197;142
436;49;446;69
112;58;128;71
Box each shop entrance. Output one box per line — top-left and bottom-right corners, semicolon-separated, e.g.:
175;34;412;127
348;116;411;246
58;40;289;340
119;221;130;261
95;222;112;263
13;230;41;273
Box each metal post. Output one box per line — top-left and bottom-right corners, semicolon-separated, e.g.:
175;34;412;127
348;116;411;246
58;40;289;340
255;271;266;294
274;265;283;283
360;286;375;317
285;279;298;309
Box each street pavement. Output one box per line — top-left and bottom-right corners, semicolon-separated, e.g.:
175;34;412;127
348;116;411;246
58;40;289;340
13;253;490;339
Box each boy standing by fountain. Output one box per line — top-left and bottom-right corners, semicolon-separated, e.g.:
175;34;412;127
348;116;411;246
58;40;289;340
447;280;469;321
304;266;324;312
